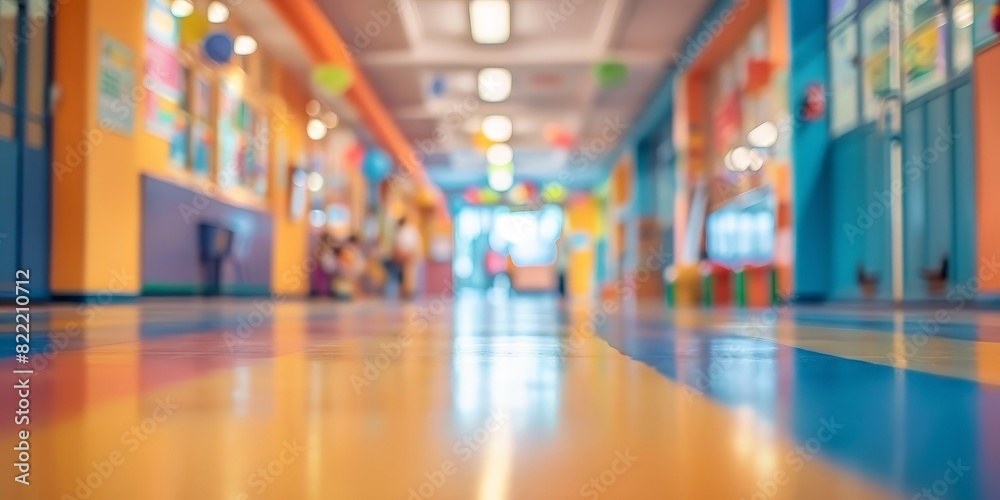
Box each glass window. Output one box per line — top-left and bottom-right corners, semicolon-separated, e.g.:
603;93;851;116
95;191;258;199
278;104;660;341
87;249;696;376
829;22;859;136
861;0;892;122
830;0;858;27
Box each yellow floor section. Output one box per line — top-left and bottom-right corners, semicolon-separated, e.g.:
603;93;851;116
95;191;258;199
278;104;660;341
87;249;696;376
2;299;907;499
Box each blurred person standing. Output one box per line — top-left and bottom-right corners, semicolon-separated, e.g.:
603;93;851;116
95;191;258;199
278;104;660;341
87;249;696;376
393;217;423;299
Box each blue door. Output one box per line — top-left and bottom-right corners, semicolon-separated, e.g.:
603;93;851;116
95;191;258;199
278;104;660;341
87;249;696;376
0;0;52;300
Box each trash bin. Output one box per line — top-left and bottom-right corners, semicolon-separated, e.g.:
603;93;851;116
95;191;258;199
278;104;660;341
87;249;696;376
199;222;235;296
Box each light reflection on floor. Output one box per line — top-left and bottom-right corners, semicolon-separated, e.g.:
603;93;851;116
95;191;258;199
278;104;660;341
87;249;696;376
1;293;998;499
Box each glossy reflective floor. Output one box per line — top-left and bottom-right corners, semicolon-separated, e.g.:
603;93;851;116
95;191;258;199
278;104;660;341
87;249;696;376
2;294;999;499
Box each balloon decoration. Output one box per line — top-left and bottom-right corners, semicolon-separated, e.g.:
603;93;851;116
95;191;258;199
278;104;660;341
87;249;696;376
312;64;355;96
362;148;393;182
593;60;628;88
544;123;576;149
203;32;234;64
343;142;365;168
179;11;211;46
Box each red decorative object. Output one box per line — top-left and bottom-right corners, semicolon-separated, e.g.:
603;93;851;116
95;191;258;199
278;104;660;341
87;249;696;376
745;58;772;95
993;1;1000;33
344;143;365;168
800;83;826;122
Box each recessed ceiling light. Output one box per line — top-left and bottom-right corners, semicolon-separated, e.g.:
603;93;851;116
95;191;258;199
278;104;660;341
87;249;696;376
307;119;327;140
486;143;514;165
307;172;325;192
478;67;512;103
747;121;778;148
233;35;257;55
207;1;230;23
470;0;510;44
488;167;514;192
170;0;194;18
482;115;512;142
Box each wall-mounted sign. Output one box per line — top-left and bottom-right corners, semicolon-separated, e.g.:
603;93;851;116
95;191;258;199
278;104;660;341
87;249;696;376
98;34;135;135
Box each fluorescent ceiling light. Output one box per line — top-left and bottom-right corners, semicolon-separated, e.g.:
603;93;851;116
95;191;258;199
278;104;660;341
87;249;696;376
747;121;778;148
486;143;514;165
478;67;512;102
482;115;513;142
233;35;258;55
470;0;510;44
307;119;327;140
488;168;514;192
307;172;325;192
207;1;230;23
170;0;194;18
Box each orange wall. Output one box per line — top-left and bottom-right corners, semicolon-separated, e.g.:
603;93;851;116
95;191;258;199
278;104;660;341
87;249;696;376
565;195;602;297
50;0;314;296
975;43;1000;292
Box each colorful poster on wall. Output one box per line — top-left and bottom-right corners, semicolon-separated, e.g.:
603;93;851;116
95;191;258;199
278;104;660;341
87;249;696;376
146;0;178;48
145;38;181;102
903;23;947;101
98;34;135;134
829;22;859;136
144;92;174;140
192;122;211;175
861;0;891;121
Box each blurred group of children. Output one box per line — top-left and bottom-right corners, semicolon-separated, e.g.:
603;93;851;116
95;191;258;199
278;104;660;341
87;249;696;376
311;218;422;300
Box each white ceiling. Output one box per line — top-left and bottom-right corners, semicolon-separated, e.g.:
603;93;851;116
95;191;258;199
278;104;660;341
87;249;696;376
312;0;712;188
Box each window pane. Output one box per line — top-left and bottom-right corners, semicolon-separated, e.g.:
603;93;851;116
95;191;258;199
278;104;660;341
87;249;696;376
829;22;859;136
26;0;48;117
0;0;19;110
902;7;947;101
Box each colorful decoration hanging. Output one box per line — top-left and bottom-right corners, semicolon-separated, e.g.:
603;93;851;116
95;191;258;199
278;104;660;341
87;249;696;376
544;123;576;149
203;32;234;64
362;148;393;182
344;142;365;168
800;83;826;122
178;11;210;46
312;64;354;96
593;60;628;88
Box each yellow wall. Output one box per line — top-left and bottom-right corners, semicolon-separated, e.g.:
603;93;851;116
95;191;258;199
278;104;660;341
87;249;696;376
564;195;602;297
51;0;312;296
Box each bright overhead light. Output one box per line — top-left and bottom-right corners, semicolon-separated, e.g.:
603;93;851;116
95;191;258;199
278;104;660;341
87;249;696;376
729;146;752;172
207;1;230;23
307;118;327;140
482;115;512;142
307;172;325;192
309;209;327;228
954;1;974;29
488;168;514;192
749;149;766;171
747;121;779;148
170;0;194;18
478;67;512;102
470;0;510;44
306;100;321;116
233;35;258;55
322;111;339;129
486;143;514;165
